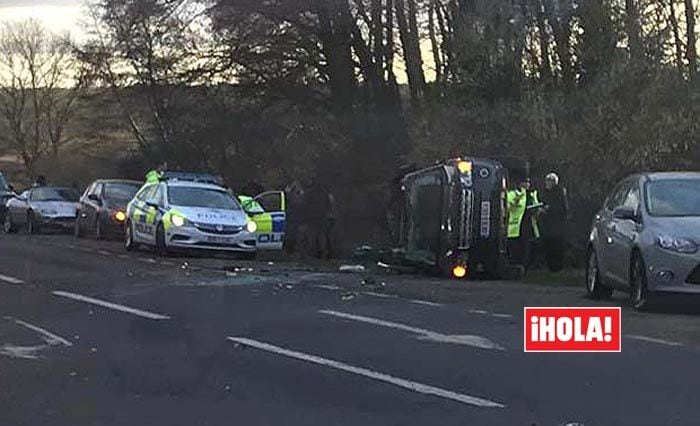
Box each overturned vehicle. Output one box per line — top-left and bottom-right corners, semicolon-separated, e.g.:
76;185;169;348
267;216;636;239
387;156;529;279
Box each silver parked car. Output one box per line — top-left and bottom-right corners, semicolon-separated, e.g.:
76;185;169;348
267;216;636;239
3;186;80;234
587;172;700;309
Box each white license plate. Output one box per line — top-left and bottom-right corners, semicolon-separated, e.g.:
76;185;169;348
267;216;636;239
480;202;491;238
205;236;233;244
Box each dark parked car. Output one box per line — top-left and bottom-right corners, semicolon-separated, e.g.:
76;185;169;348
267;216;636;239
4;186;80;234
75;179;142;239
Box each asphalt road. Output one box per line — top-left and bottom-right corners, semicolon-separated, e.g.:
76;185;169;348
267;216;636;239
1;232;700;426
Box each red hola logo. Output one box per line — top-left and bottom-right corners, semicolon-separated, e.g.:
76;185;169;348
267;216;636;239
524;307;621;352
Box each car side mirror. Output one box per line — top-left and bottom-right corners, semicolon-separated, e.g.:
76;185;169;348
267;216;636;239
88;194;101;204
613;206;639;222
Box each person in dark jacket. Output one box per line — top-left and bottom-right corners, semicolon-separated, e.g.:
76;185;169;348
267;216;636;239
540;172;569;272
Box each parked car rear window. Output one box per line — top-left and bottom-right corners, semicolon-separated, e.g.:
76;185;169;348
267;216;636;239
168;187;241;210
646;179;700;216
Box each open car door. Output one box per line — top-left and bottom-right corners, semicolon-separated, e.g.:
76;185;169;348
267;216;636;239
241;191;286;250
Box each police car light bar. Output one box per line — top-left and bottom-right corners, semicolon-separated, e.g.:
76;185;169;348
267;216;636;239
160;172;224;186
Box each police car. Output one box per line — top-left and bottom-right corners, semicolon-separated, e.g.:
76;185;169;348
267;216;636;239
238;192;286;250
124;173;257;257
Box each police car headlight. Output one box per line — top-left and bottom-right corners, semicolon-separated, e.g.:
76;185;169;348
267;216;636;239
171;215;186;227
246;220;257;233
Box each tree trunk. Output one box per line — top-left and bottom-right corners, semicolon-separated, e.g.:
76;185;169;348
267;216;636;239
535;0;552;83
668;0;684;73
625;0;642;62
395;0;425;102
544;0;575;89
684;0;697;80
428;0;443;84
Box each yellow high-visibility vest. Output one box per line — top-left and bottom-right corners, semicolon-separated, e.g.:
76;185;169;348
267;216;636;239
507;189;527;238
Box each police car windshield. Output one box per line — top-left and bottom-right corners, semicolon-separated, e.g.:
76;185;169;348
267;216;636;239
32;187;79;202
168;187;241;210
105;183;140;203
646;179;700;217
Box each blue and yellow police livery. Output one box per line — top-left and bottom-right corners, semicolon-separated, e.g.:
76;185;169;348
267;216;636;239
238;191;286;251
124;173;257;257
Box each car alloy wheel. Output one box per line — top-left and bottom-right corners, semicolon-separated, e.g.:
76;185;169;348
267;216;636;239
630;255;648;310
27;211;39;235
3;214;14;234
586;250;613;300
74;216;82;238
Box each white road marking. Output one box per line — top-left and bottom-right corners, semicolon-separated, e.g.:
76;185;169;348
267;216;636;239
227;337;505;408
0;274;23;285
320;310;504;351
97;250;111;256
626;335;683;347
410;300;443;307
362;292;398;299
52;291;171;320
311;284;341;291
491;313;513;319
0;344;46;359
468;309;488;315
118;254;129;259
5;317;73;347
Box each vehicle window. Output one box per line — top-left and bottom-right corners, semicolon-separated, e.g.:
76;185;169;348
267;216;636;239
168;187;242;210
256;192;283;212
136;185;156;202
83;183;95;198
152;185;165;206
0;174;9;191
104;183;140;203
605;180;632;210
93;183;104;198
243;198;265;214
30;187;79;202
646;179;700;216
621;184;640;211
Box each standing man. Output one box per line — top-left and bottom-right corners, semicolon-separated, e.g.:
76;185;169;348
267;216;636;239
540;172;569;272
525;179;542;269
146;162;168;183
507;178;529;267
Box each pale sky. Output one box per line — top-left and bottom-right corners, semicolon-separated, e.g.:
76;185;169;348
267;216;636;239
0;0;84;37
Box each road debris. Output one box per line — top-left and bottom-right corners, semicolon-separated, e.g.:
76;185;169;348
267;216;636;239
339;265;365;273
341;292;357;301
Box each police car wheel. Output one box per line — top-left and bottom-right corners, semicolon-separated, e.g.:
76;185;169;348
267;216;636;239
630;254;650;311
155;223;169;256
124;221;135;251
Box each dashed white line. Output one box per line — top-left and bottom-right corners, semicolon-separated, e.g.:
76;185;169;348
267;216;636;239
320;310;504;350
626;335;683;347
410;300;443;307
97;250;111;256
227;337;505;408
362;292;398;299
5;317;73;347
52;291;171;320
491;313;513;319
468;309;488;315
0;274;23;285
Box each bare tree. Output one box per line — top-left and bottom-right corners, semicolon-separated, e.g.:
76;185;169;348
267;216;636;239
684;0;697;80
0;19;83;178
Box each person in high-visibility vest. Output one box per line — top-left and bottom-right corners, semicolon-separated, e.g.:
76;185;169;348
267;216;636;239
145;162;168;183
507;178;541;267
